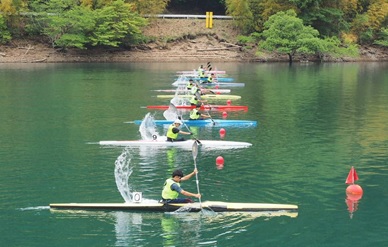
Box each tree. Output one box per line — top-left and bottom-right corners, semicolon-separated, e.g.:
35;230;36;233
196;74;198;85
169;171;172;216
131;0;170;15
260;9;322;62
90;0;147;47
31;0;147;49
0;14;12;44
225;0;253;33
374;27;388;47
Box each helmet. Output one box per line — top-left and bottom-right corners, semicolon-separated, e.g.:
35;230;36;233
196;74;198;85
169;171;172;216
172;169;184;178
174;119;182;125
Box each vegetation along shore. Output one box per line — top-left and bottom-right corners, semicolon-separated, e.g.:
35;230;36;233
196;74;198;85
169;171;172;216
0;0;387;63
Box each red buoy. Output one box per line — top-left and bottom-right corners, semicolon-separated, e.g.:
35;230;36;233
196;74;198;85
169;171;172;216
226;100;231;106
222;111;227;118
216;156;224;165
219;128;226;135
346;184;363;197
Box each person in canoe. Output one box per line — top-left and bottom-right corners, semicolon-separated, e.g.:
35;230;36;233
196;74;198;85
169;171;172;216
189;105;210;120
189;94;207;107
205;73;217;84
161;169;201;203
197;65;205;78
166;119;192;142
186;79;194;91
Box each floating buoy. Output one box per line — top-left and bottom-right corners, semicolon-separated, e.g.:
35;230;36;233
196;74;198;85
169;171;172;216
215;85;219;89
226;100;231;106
216;156;224;165
346;184;363;197
219;128;226;135
344;166;363;219
222;111;227;118
216;92;221;95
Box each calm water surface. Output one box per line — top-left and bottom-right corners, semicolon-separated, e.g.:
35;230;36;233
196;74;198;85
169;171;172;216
1;62;387;246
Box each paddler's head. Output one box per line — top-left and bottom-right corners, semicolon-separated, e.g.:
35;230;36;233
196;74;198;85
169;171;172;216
172;169;184;181
173;119;182;127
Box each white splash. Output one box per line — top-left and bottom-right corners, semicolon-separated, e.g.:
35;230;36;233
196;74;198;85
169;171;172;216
139;113;161;140
114;148;133;202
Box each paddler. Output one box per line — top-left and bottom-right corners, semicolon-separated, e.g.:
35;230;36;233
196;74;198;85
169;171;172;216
161;169;201;203
189;105;210;120
166;119;192;142
197;65;205;78
186;79;194;91
190;94;207;107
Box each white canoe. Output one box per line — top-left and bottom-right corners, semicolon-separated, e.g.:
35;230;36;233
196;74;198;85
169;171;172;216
156;94;241;100
153;89;231;94
50;201;298;214
98;139;252;150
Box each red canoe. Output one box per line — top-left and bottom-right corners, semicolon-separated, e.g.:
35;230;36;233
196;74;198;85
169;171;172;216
146;105;248;111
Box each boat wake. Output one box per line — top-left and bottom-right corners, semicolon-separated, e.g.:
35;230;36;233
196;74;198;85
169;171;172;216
19;206;50;211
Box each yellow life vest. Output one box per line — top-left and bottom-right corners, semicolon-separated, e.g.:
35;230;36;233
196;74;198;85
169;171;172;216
162;178;180;199
166;124;178;140
190;108;200;120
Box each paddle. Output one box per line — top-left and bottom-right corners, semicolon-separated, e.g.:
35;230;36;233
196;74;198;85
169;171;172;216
204;105;215;126
192;141;202;208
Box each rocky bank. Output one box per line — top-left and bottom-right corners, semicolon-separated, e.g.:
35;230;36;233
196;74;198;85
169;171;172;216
0;19;387;63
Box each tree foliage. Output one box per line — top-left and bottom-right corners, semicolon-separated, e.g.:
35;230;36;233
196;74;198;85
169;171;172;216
0;14;12;43
130;0;170;15
30;0;147;49
374;28;388;47
259;9;322;62
225;0;253;33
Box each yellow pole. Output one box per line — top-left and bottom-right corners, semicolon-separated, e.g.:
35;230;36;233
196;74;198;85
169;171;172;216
209;12;213;29
206;12;209;28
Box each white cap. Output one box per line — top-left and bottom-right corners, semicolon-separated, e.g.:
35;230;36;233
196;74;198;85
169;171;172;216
174;119;182;125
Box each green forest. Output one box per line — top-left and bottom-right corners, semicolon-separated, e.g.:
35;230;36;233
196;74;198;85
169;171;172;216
0;0;387;61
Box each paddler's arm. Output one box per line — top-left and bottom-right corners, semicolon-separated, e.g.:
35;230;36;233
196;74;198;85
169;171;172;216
180;189;201;199
179;130;192;135
181;168;198;181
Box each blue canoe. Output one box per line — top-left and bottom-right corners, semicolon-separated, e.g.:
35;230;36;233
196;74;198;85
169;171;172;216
191;77;234;82
129;119;257;127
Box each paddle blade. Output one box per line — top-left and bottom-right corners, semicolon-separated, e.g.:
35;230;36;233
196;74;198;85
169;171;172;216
163;104;178;120
192;140;199;160
195;91;202;100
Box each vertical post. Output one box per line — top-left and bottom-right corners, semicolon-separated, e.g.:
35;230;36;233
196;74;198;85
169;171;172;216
206;12;210;28
205;12;213;29
209;12;213;29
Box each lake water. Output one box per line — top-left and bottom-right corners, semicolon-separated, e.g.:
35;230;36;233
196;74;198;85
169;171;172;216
1;62;388;246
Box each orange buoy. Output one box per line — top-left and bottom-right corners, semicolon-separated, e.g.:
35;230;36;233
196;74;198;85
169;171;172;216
346;184;363;197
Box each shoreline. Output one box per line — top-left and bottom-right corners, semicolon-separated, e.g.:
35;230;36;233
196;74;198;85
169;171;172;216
1;39;386;64
1;19;387;63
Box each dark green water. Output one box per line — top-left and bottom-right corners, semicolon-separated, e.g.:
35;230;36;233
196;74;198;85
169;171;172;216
1;62;387;247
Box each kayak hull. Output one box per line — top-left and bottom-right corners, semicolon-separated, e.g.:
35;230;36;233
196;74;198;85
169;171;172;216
50;201;298;213
173;81;245;88
156;94;241;100
146;105;248;111
98;139;252;149
130;119;257;127
153;89;231;94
